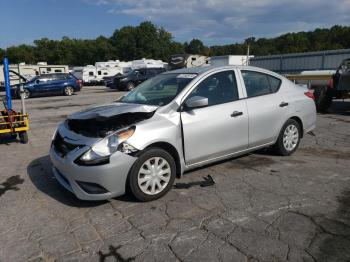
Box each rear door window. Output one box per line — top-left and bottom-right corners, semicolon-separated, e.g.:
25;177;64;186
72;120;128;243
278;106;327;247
241;70;281;97
55;74;67;80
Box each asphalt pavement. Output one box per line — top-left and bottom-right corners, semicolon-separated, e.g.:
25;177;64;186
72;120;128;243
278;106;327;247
1;86;350;261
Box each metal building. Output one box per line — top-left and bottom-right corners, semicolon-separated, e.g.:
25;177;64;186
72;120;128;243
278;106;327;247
250;49;350;74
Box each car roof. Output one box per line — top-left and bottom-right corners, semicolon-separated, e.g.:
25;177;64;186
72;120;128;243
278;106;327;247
164;65;260;74
163;65;283;79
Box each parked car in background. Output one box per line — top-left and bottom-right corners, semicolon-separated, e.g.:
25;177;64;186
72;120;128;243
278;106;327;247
11;73;82;99
50;65;316;201
105;68;166;90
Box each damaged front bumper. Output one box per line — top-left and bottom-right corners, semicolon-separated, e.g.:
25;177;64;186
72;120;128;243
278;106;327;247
49;127;137;201
49;102;158;200
50;146;136;201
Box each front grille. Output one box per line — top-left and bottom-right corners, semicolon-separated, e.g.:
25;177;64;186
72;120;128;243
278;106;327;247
53;132;82;157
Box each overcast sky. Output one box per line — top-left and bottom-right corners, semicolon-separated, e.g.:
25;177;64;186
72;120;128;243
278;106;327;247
1;0;349;48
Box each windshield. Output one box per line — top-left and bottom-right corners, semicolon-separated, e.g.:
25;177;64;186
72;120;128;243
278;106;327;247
120;73;197;106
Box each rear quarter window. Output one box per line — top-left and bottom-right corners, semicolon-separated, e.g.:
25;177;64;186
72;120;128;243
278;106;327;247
267;75;282;93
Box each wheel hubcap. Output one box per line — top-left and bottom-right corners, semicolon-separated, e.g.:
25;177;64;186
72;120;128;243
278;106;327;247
137;157;171;195
24;90;29;99
65;87;73;95
283;124;299;151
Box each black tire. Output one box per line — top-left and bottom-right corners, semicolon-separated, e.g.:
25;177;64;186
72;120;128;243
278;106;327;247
64;86;74;96
128;148;176;202
126;82;135;91
273;119;301;156
314;86;332;113
19;131;28;144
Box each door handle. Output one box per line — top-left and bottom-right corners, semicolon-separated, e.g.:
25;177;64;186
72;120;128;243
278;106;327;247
231;111;243;117
279;102;289;107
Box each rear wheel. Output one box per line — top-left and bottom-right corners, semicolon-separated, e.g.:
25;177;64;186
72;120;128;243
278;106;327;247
128;148;176;202
314;86;332;113
64;86;74;96
273;119;301;156
19;131;28;144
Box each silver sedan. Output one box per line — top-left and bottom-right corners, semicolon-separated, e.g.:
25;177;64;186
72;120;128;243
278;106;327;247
50;65;316;201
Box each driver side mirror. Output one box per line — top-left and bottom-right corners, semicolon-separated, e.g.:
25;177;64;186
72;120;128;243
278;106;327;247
35;79;40;84
184;96;208;110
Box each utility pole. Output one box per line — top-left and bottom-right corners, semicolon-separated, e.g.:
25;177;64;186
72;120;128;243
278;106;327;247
246;44;250;66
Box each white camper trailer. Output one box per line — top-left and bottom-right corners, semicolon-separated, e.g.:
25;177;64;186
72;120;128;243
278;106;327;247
94;61;133;83
131;58;168;69
210;55;254;66
72;65;102;85
0;63;69;87
95;60;120;68
71;59;167;85
72;60;133;85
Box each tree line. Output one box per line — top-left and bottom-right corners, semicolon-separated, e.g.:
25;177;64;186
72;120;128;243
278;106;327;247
1;22;349;66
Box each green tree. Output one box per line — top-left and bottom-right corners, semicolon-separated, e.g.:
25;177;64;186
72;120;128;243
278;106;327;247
1;23;350;65
4;45;36;64
112;26;137;61
186;39;209;55
0;48;4;61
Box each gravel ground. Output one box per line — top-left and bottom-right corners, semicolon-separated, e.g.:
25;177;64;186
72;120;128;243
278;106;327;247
0;86;350;262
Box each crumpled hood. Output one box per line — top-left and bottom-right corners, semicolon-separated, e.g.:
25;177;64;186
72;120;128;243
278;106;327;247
68;102;158;120
66;102;158;138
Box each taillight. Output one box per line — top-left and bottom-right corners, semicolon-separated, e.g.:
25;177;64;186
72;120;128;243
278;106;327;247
304;91;315;100
76;80;82;88
328;78;334;89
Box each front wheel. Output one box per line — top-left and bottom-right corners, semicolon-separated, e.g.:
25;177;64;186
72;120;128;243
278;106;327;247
273;119;301;156
126;82;135;91
64;86;74;96
20;89;30;99
128;148;176;202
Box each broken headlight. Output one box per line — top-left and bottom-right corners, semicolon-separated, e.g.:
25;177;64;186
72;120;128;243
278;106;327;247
76;126;136;165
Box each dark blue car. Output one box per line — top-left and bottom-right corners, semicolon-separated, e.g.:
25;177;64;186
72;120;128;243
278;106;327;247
11;73;82;99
